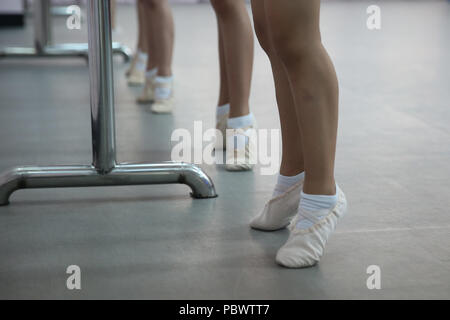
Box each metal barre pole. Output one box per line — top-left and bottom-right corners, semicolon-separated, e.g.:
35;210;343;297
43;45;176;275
88;0;116;173
0;0;217;205
33;0;51;53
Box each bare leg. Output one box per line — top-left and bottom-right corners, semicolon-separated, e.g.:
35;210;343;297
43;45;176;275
217;23;230;107
127;0;148;83
110;0;116;31
137;0;147;53
139;0;175;113
265;0;338;195
211;0;253;118
141;2;156;71
250;0;304;177
144;0;174;77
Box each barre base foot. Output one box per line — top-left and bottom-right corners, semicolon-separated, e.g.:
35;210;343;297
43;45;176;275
0;162;217;206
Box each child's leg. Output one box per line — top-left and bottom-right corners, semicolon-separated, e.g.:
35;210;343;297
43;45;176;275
211;0;253;118
263;0;346;268
145;0;174;77
249;0;305;231
142;0;175;113
217;23;230;108
265;0;338;196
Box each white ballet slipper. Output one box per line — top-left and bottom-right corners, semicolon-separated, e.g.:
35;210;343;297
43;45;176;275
136;77;155;104
225;125;257;172
150;80;174;114
275;186;347;268
127;68;146;86
250;180;303;231
151;96;175;114
125;53;138;77
215;112;228;150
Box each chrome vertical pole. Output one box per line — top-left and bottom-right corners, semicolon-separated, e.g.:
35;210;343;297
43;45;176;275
87;0;116;173
0;0;217;205
33;0;51;53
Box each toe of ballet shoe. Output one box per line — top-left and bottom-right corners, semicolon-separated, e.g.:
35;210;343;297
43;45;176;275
225;163;254;172
249;211;291;231
249;182;302;231
249;215;283;231
151;102;174;114
275;246;318;268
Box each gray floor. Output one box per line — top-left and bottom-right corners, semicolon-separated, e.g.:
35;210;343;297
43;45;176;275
0;1;449;299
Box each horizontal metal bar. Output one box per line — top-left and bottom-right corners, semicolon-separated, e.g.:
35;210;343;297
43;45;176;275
0;43;131;62
0;162;217;205
51;6;74;17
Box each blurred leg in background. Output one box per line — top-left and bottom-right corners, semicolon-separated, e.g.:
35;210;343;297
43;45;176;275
127;0;149;85
110;0;117;31
137;0;175;114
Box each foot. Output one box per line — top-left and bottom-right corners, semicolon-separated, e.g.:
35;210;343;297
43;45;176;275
215;111;228;150
126;51;148;86
250;180;303;231
125;53;138;77
151;96;175;114
137;77;155;104
275;185;347;268
127;68;146;86
225;125;256;171
151;77;174;114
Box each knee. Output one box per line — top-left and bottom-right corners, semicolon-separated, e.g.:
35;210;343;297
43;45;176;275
271;32;303;63
253;20;272;56
270;29;320;65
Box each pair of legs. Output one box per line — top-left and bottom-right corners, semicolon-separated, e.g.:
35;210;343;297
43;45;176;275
249;0;346;268
127;0;173;84
211;0;253;118
251;0;338;195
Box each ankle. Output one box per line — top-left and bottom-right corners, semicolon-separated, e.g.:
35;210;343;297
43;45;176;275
154;76;174;100
273;171;305;197
280;166;305;177
303;178;336;196
216;104;230;120
227;113;255;129
228;104;250;118
157;69;172;77
146;67;158;79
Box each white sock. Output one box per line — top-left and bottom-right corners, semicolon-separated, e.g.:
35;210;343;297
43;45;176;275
146;67;158;80
296;185;338;229
272;172;305;197
227;113;254;129
154;75;173;100
216;103;230;120
135;51;148;72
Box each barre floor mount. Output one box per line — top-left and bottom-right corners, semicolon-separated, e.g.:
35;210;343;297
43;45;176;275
0;0;217;206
